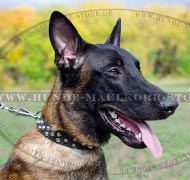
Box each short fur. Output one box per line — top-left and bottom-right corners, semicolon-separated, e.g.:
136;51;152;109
0;11;178;180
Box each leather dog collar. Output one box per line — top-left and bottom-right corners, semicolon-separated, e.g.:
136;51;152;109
36;116;96;150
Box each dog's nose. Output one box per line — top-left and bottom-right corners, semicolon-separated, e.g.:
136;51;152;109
159;95;178;114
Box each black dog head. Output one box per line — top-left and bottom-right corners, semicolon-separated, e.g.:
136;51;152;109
49;11;178;158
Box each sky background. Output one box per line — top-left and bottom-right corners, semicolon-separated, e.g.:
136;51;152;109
0;0;189;9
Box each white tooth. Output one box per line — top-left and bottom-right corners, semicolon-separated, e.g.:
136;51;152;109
110;111;117;119
115;118;120;124
137;139;141;142
135;133;142;142
127;127;131;131
108;110;112;114
120;124;126;128
135;135;140;142
139;133;142;139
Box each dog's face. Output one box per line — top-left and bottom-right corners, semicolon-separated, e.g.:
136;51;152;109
49;11;178;158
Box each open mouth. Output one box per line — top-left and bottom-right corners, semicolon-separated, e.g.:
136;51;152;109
99;106;162;159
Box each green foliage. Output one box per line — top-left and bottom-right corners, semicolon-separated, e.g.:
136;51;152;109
0;3;190;89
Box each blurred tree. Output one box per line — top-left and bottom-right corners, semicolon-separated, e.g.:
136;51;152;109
0;2;190;89
0;6;35;89
143;4;190;77
0;6;35;43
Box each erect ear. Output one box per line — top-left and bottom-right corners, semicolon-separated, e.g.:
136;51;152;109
49;11;86;69
105;18;121;47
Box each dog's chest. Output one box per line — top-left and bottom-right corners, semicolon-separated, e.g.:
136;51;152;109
15;141;108;179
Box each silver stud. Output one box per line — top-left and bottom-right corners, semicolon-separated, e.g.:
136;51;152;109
46;126;51;131
72;143;76;148
56;138;60;143
50;132;55;137
44;131;49;136
40;120;43;124
73;138;77;142
57;132;61;137
42;126;45;130
64;139;68;143
88;146;93;149
38;125;42;129
36;120;40;124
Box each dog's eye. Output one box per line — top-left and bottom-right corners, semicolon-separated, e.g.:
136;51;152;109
108;67;121;75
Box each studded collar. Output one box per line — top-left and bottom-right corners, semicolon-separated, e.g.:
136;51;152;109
36;116;96;150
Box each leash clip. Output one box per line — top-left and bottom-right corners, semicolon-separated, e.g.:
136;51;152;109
0;102;41;119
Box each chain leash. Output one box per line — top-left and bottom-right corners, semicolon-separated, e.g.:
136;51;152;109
0;103;41;119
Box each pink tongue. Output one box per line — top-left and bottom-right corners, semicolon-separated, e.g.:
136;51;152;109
135;120;162;158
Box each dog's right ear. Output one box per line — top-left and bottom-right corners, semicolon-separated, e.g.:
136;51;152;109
105;18;121;47
49;11;86;69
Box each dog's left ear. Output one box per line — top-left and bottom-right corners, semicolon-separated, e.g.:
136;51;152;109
49;11;86;69
105;18;121;47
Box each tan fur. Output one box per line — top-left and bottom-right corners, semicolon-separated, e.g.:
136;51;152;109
42;73;99;147
0;129;107;179
0;72;107;179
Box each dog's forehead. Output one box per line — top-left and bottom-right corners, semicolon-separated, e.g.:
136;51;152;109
85;44;136;68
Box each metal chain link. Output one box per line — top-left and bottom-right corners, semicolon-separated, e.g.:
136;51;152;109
0;103;41;119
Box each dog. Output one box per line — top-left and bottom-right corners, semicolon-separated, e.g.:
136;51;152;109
0;11;178;179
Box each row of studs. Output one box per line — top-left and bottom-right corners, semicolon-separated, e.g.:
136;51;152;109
36;119;51;131
36;119;93;149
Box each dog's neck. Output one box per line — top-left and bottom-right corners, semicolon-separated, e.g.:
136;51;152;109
41;74;100;148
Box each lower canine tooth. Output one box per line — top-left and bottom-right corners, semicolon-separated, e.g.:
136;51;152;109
139;133;142;139
135;133;142;142
127;127;131;131
135;134;139;139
